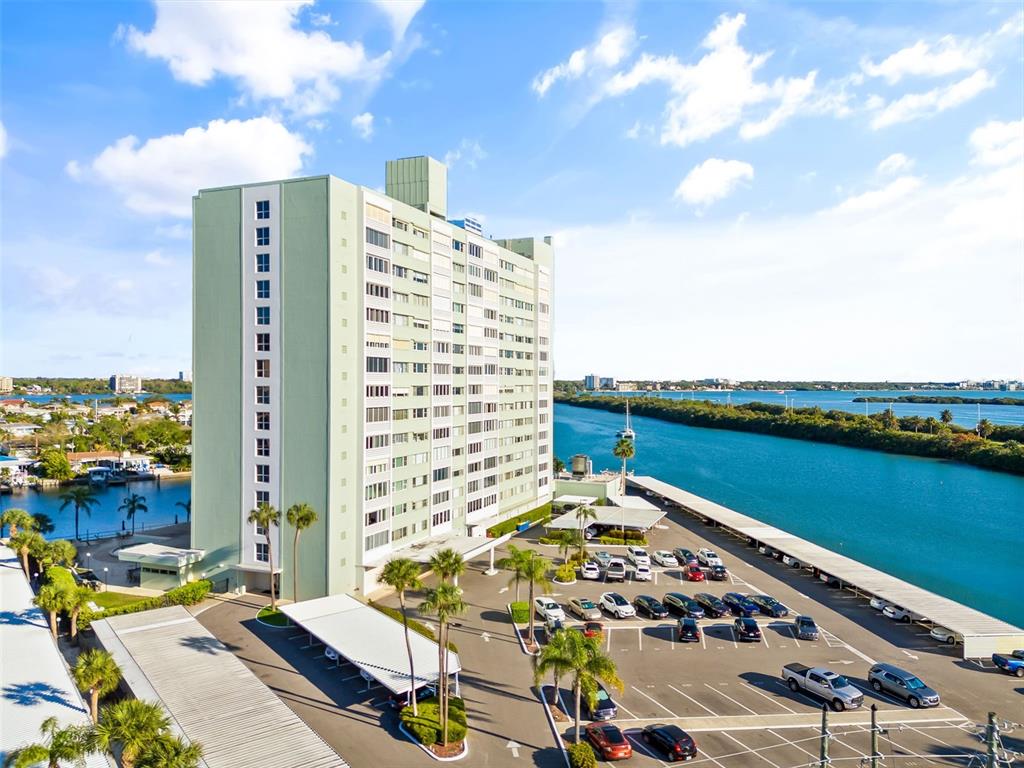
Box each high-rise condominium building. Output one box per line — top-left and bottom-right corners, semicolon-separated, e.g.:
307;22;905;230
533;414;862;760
192;156;553;598
109;374;143;394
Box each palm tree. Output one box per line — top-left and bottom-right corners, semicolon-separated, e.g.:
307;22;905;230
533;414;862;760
523;551;552;653
977;418;994;439
95;699;170;768
534;626;575;708
247;503;281;610
940;409;954;424
552;456;566;474
59;485;100;541
429;547;465;587
34;583;71;640
8;529;44;576
2;716;98;768
66;586;94;645
40;539;77;569
566;632;623;743
175;498;191;523
73;648;123;724
574;505;597;558
496;544;533;602
285;502;319;603
1;507;34;537
118;492;148;536
33;512;56;535
420;583;466;747
380;557;424;715
135;733;204;768
612;437;635;497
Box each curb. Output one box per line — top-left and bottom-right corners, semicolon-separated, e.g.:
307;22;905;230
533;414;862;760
537;685;570;768
255;610;291;629
398;722;468;762
507;603;539;657
552;578;577;586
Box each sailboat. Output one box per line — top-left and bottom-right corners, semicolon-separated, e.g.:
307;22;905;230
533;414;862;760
616;399;636;440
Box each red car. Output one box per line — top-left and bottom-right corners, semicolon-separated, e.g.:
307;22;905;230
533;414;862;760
586;723;632;761
684;566;705;582
582;621;604;639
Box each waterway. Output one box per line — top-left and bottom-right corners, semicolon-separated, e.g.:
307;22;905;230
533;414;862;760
17;393;192;405
555;403;1024;628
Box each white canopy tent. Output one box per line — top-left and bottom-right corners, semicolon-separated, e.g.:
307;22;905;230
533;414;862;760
280;594;461;695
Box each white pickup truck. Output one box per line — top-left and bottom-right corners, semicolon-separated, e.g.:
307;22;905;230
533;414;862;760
782;663;864;711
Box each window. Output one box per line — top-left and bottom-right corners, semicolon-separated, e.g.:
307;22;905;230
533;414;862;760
365;406;390;423
468;243;482;258
256;438;270;457
255;385;270;404
256;279;270;299
256;253;270;273
393;217;408;231
256;464;270;483
366;384;390;397
256;333;270;352
366;356;390;373
365;508;388;526
366;434;390;449
365;481;388;500
366;307;390;323
256;200;270;219
256;306;270;325
255;542;269;562
255;490;270;506
366;227;390;249
366;204;390;226
367;254;390;273
365;530;389;551
255;359;270;378
433;467;450;482
256;227;270;246
256;412;270;431
452;240;464;251
432;509;452;526
366;282;390;298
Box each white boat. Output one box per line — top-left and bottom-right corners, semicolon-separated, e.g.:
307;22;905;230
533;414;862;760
616;400;636;440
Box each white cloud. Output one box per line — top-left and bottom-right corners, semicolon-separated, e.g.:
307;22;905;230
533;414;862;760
739;71;817;139
122;0;391;116
970;119;1024;167
68;117;312;218
144;250;174;266
0;121;7;159
869;69;994;129
876;153;914;176
373;0;425;42
444;139;487;170
351;112;375;140
829;176;922;214
674;158;754;209
532;25;636;97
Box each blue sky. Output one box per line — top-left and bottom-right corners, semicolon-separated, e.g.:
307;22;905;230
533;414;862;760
2;1;1022;381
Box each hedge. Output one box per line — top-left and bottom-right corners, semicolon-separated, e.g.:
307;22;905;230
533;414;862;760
401;696;468;746
509;601;530;624
597;535;648;546
568;742;597;768
554;563;576;582
45;566;76;590
368;600;458;653
486;502;552;537
77;579;212;630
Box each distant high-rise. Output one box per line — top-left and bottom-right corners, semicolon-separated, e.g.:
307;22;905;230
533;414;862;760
179;370;193;383
109;374;143;394
584;374;598;390
0;376;13;395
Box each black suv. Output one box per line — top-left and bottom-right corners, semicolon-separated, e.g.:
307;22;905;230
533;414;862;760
663;592;705;619
694;592;728;618
633;595;669;620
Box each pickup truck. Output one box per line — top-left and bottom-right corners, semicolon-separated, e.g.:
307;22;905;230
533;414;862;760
992;650;1024;677
782;663;864;711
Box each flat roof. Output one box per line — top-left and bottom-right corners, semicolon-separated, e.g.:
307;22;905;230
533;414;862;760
92;606;347;768
281;594;460;695
606;493;661;511
0;546;110;767
116;542;205;568
366;532;498;567
552;494;599;506
546;505;666;531
629;476;1024;646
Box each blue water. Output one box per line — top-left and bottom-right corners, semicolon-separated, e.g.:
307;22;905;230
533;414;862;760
595;389;1024;427
555;403;1024;628
1;476;191;541
17;393;192;405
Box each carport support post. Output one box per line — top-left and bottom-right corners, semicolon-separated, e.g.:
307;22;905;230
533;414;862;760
986;711;997;768
818;705;830;767
485;546;498;576
870;704;879;768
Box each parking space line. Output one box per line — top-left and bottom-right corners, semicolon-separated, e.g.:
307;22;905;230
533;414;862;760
702;683;757;715
787;625;801;648
695;747;731;768
767;729;816;760
700;629;706;650
729;627;739;649
631;686;679;718
638;627;643;651
744;683;798;714
625;733;670;767
667;684;717;716
769;679;820;708
849;680;904;707
721;732;783;768
761;628;771;649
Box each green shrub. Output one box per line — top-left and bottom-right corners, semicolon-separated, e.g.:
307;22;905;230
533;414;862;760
45;566;76;590
486;503;552;537
401;697;468;745
77;579;212;630
509;601;530;623
597;535;648;546
368;601;458;653
568;741;597;768
568;552;587;567
554;563;576;582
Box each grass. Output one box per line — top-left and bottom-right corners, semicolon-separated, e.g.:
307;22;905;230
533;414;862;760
256;606;291;626
90;591;149;610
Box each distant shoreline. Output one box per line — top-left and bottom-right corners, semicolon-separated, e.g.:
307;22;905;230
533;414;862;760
853;395;1024;406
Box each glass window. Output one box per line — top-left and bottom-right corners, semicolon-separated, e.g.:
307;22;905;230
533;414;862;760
256;200;270;219
256;306;270;325
256;253;270;272
366;227;390;249
256;438;270;457
256;279;270;299
255;359;270;378
256;333;270;352
255;542;269;562
256;227;270;246
255;385;270;404
256;412;270;430
256;464;270;483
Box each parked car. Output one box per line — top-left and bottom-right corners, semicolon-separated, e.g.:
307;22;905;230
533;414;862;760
568;597;602;621
580;621;604;639
663;592;705;619
869;596;891;612
535;596;565;622
634;595;669;619
642;724;697;761
734;617;762;642
697;548;723;567
593;551;613;568
600;592;636;619
672;548;699;566
794;615;819;640
580;561;601;580
750;594;789;618
584;526;598;540
883;604;924;623
782;664;863;711
583;683;619;721
605;559;626;583
652;550;679;567
992;650;1024;677
585;723;632;761
694;593;728;618
868;664;941;708
683;565;706;582
387;684;436;710
626;546;651;566
677;617;701;642
707;565;729;581
722;592;759;617
929;626;962;645
634;564;653;582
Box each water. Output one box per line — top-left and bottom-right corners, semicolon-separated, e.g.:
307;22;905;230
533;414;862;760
594;389;1024;427
555;403;1024;628
1;476;191;541
17;393;192;405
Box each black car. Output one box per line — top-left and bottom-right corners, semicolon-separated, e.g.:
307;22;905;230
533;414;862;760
633;595;669;620
582;683;618;721
642;724;698;761
672;548;699;566
707;565;729;581
677;617;701;642
722;592;759;617
663;592;705;619
693;593;728;618
387;684;436;710
733;617;762;642
750;594;789;618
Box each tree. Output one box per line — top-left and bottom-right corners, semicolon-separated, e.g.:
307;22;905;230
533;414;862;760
33;512;56;535
978;418;994;439
574;505;597;558
135;733;203;768
175;498;191;522
553;456;566;474
2;716;98;768
612;437;635;496
940;409;954;424
523;551;552;653
59;485;100;541
380;557;424;716
34;583;71;640
534;626;575;708
8;529;44;576
40;539;77;570
1;507;34;537
420;583;466;747
565;630;622;743
95;699;171;768
39;448;74;481
285;502;318;603
73;648;123;724
247;503;281;610
496;544;533;602
118;493;148;536
66;586;94;645
429;547;465;587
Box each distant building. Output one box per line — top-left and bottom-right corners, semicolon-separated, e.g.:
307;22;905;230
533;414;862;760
449;216;483;236
109;374;143;394
0;377;12;395
179;370;193;383
616;382;637;392
584;374;599;390
599;377;617;390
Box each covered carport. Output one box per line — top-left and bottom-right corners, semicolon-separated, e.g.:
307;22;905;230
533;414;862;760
545;504;666;532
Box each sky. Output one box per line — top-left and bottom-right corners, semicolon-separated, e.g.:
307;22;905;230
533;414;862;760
1;1;1022;382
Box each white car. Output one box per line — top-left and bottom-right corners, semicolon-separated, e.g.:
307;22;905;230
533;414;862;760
534;596;565;622
652;550;678;567
580;561;601;580
869;597;891;612
929;626;962;645
697;548;724;567
883;604;924;623
626;546;650;566
633;564;652;582
600;592;636;619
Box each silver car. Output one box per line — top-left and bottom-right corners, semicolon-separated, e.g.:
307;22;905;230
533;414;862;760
568;597;602;621
868;663;940;708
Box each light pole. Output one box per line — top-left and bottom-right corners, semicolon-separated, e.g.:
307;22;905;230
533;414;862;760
86;552;91;572
102;567;109;591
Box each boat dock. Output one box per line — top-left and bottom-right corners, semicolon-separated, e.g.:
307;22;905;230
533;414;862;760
628;475;1024;659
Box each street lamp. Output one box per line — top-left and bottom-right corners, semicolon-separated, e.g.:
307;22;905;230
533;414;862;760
102;567;109;590
86;552;91;571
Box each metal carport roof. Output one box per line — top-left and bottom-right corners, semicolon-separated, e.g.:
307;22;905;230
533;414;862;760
546;505;666;530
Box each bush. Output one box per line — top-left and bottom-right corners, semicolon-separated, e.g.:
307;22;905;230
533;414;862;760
568;552;587;567
597;535;648;546
45;565;76;590
509;601;530;624
568;741;597;768
77;579;211;630
554;563;576;583
401;697;467;745
368;601;458;653
487;503;552;538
